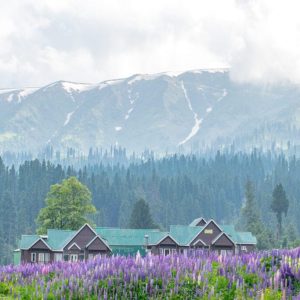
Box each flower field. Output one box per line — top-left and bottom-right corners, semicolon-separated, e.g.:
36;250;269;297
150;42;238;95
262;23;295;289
1;250;300;299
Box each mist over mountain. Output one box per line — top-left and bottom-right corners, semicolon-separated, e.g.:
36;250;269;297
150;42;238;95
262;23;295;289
0;69;300;154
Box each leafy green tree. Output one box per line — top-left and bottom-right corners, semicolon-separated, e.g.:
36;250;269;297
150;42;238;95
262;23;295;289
128;199;157;229
271;183;289;239
36;177;96;234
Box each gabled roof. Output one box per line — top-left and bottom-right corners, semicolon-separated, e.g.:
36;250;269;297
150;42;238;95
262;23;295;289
17;221;257;253
19;235;41;249
169;225;203;246
62;223;97;249
201;219;224;233
152;234;180;246
220;225;257;245
86;235;112;251
189;217;206;227
68;242;81;250
19;235;52;250
46;229;75;250
212;232;236;245
192;238;207;246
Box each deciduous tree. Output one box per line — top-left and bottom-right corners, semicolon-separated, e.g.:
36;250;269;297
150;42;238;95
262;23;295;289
36;177;96;234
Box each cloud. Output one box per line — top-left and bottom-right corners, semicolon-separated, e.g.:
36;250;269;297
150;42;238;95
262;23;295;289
0;0;300;87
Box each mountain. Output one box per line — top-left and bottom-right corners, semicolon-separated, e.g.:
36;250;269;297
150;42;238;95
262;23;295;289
0;69;300;154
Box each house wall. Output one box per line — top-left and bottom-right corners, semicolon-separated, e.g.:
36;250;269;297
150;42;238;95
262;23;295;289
21;249;54;263
32;240;49;249
237;244;255;253
64;225;96;250
149;236;180;255
213;234;234;247
87;238;109;251
212;246;235;253
192;239;207;248
191;221;222;246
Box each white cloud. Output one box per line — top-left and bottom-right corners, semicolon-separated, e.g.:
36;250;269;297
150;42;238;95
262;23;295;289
0;0;300;87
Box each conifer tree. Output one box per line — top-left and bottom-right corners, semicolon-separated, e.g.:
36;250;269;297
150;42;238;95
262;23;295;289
239;180;274;249
271;183;289;239
128;199;157;229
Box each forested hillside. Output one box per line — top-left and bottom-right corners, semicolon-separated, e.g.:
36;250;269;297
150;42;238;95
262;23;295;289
1;151;300;264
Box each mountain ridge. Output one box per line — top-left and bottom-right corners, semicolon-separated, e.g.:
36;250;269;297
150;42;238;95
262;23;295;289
0;68;299;154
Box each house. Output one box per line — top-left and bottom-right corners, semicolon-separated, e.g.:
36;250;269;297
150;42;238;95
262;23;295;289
14;217;256;264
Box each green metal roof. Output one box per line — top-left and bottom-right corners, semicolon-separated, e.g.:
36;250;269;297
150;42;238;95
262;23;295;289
95;228;165;246
221;225;257;244
235;231;257;244
170;225;203;245
46;229;76;250
18;229;76;251
19;235;41;249
17;221;257;252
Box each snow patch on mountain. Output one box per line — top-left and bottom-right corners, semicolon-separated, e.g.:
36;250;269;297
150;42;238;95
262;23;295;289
217;89;227;102
115;126;122;131
125;108;134;120
191;68;229;74
98;79;124;90
206;107;213;113
64;111;75;126
127;71;185;85
7;94;14;102
178;81;203;146
17;88;39;103
62;82;91;93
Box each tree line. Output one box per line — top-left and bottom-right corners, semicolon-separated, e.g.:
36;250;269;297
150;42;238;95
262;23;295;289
1;151;300;264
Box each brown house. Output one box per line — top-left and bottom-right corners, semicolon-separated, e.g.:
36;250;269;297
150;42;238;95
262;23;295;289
14;217;256;264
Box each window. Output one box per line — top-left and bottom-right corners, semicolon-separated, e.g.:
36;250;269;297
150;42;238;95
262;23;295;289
241;246;247;251
31;253;36;263
54;253;63;262
70;254;78;262
64;254;69;261
220;249;227;256
79;254;84;261
164;249;170;256
171;249;177;255
88;253;94;260
38;253;45;263
44;253;50;263
204;229;213;234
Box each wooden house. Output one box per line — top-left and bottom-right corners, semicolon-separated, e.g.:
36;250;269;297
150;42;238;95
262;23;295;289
14;217;256;264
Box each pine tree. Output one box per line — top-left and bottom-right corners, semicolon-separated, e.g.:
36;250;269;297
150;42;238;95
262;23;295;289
128;199;158;229
271;183;289;239
240;180;261;233
239;180;274;249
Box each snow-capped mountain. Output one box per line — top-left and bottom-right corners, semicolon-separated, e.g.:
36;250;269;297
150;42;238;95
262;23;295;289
0;69;300;153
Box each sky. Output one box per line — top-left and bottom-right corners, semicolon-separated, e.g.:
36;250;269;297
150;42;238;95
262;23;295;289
0;0;300;87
